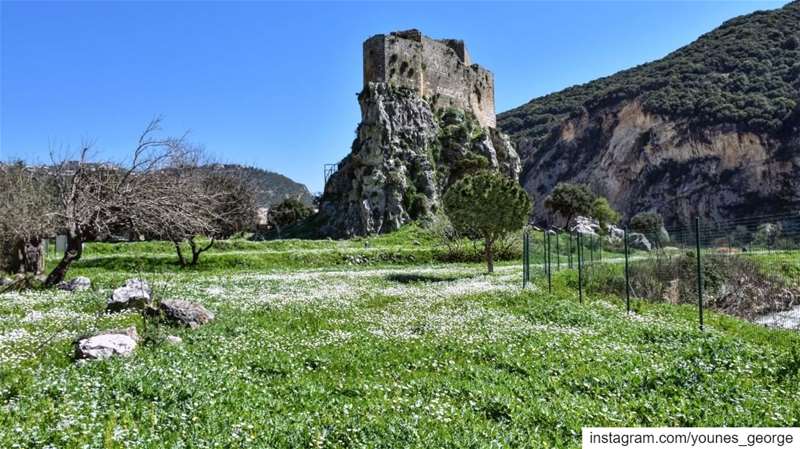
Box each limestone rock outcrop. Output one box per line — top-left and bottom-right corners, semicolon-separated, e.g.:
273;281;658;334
504;100;800;228
318;30;521;237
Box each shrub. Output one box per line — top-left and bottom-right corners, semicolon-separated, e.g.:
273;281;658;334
592;197;620;231
268;198;314;236
630;211;668;248
544;183;594;228
443;171;532;272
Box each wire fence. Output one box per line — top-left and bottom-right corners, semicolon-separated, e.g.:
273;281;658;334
523;212;800;331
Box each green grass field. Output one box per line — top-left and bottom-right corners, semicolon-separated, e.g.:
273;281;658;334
2;228;800;448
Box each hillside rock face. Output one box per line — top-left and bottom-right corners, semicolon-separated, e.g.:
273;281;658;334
318;30;520;237
514;100;799;227
319;84;439;237
499;1;800;227
319;84;519;237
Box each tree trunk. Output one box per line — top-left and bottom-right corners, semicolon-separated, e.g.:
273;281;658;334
22;237;46;275
44;231;82;287
189;237;214;266
484;236;494;274
3;239;23;274
173;240;187;267
564;214;573;230
0;240;10;273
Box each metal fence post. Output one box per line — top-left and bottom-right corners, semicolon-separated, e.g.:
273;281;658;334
568;233;573;269
546;231;552;293
542;229;547;276
624;228;631;314
695;217;704;331
555;232;560;271
527;231;532;286
522;230;528;289
577;232;584;304
599;237;603;262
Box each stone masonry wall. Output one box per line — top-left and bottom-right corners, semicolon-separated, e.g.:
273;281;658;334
363;29;496;128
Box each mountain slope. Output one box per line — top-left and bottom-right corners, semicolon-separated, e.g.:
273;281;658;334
498;1;800;228
202;164;314;208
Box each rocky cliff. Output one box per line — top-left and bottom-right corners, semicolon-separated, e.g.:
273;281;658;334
498;1;800;228
318;31;520;237
318;83;519;237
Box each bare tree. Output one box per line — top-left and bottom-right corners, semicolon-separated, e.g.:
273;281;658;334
0;162;57;276
133;151;222;267
140;158;259;267
205;169;259;239
43;117;191;286
3;117;257;283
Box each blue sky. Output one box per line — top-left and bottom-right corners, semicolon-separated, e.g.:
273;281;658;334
1;1;790;192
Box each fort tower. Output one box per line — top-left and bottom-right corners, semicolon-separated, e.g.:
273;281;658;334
363;29;496;128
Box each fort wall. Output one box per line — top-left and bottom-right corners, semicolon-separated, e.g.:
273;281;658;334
363;29;496;128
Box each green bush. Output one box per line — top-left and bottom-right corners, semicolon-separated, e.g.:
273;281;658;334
443;171;532;272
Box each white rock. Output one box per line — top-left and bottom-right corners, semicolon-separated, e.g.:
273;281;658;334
75;327;138;360
571;216;600;236
628;233;653;251
165;335;183;345
57;276;92;292
605;225;625;244
107;279;152;312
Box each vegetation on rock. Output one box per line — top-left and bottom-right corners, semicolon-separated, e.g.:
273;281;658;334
499;2;800;229
318;84;520;238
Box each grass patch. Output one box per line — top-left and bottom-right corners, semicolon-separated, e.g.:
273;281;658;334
2;236;800;447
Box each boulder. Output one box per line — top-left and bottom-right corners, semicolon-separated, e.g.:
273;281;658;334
75;326;139;360
159;299;214;329
605;225;625;245
57;276;92;292
628;233;653;251
570;216;600;236
107;279;152;313
165;335;183;345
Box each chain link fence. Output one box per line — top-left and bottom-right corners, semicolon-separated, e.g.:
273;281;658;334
523;212;800;331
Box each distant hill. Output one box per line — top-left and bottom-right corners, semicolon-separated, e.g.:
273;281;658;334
202;164;314;208
0;161;314;209
498;1;800;227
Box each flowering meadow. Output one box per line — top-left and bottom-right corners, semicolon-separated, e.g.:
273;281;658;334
1;237;800;448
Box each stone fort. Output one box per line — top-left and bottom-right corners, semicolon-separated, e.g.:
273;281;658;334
363;29;496;128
